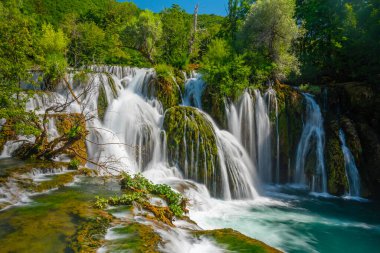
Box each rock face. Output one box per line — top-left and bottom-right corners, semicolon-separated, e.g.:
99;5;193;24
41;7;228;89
324;82;380;199
325;120;348;195
274;84;304;183
163;106;222;197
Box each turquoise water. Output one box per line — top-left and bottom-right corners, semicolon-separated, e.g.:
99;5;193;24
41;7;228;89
191;186;380;253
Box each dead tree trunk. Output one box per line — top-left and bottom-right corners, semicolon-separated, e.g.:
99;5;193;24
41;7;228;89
189;3;199;56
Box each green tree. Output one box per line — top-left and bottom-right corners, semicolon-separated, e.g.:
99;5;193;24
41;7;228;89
160;4;192;68
123;10;163;63
201;39;250;98
39;23;69;89
0;0;40;136
241;0;300;81
63;16;106;66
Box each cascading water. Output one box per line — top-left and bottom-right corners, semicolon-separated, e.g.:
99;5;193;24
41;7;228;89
266;88;280;184
227;90;275;184
227;92;258;169
294;94;327;193
338;129;361;197
254;90;273;183
87;67;259;199
182;72;205;109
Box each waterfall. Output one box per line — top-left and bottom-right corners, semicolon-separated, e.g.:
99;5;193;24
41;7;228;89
1;66;261;199
294;94;327;193
204;112;259;199
227;92;257;168
339;129;361;197
182;72;205;109
266;88;280;184
226;89;278;184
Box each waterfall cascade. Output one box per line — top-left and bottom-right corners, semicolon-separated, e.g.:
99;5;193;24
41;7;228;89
294;94;327;193
1;66;338;198
2;66;259;200
227;89;279;184
339;129;361;197
182;72;205;109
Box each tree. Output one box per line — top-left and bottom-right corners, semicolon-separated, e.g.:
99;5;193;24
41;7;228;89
226;0;255;39
160;4;192;68
241;0;300;81
0;0;40;137
123;10;163;63
39;23;69;89
201;39;250;98
62;16;106;67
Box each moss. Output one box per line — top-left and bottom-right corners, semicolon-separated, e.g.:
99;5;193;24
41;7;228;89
53;113;88;165
163;106;223;197
150;65;183;111
97;84;108;121
343;82;374;109
201;85;227;128
326;121;349;195
70;211;113;253
0;120;17;153
341;117;362;162
105;222;161;253
0;179;116;253
31;171;77;193
274;84;304;182
193;228;281;253
0;160;70;182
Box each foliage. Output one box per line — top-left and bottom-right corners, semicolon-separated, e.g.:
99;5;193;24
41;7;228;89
295;0;380;83
123;10;162;63
298;84;321;94
69;159;81;170
240;0;300;81
95;173;187;221
160;4;192;68
201;39;250;98
39;23;69;88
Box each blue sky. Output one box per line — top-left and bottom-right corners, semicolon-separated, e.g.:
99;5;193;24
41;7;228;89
120;0;228;16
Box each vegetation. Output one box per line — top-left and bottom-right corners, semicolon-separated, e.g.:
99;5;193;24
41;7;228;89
95;173;187;225
194;228;281;253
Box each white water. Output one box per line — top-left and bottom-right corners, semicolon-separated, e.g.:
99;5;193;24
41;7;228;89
227;89;278;184
339;129;361;197
182;72;205;109
294;94;327;193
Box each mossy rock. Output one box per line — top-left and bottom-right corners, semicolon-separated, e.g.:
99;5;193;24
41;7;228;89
70;211;113;253
343;82;375;110
0;120;17;153
325;121;348;195
52;113;88;165
103;222;161;253
97;84;109;122
274;84;304;182
31;172;77;193
193;228;282;253
163;106;223;197
147;66;183;111
201;85;228;129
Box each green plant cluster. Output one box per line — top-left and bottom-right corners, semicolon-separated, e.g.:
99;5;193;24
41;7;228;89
95;173;186;219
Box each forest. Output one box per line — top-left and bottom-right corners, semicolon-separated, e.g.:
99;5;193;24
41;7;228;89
0;0;380;252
